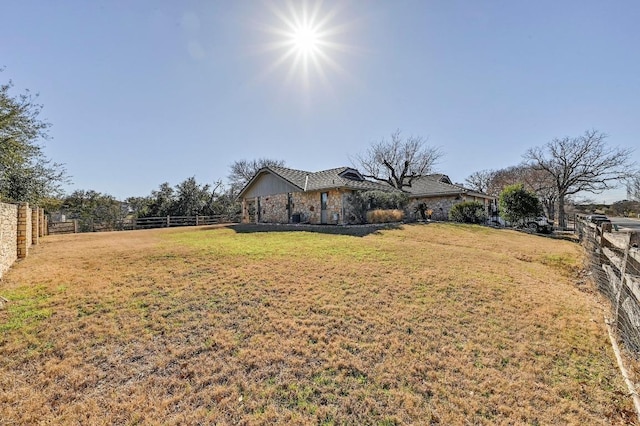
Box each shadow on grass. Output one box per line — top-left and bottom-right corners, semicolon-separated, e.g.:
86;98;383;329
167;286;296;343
222;222;405;237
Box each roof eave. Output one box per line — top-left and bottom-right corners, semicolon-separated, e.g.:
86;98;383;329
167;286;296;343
236;167;304;199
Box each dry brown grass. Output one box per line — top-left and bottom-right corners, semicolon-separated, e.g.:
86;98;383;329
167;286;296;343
0;223;636;425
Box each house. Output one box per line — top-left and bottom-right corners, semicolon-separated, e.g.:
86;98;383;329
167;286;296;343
237;165;494;225
238;166;389;225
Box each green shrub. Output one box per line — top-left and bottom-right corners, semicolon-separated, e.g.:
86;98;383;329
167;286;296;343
449;201;487;224
366;209;405;223
498;184;542;225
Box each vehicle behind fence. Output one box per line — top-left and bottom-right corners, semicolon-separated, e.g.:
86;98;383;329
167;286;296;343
48;215;237;235
577;216;640;356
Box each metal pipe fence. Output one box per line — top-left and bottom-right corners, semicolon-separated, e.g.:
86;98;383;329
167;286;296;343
48;215;238;234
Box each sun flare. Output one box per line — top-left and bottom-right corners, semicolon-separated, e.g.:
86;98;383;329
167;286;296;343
257;0;353;91
291;24;320;57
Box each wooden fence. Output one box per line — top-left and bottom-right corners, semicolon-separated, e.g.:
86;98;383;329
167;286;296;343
577;217;640;354
48;215;231;235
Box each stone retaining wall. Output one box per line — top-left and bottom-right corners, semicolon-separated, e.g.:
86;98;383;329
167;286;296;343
0;203;18;279
0;202;45;279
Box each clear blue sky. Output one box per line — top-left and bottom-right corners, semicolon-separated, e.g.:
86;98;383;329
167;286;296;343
2;0;638;203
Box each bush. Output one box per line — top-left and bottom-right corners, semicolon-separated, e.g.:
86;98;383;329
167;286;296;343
366;209;405;223
498;184;542;225
449;201;487;224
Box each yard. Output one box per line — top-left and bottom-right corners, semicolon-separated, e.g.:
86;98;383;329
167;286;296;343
0;223;636;424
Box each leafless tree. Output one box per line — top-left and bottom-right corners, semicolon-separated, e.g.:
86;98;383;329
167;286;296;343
476;165;558;219
520;167;558;221
483;166;524;198
228;158;285;195
465;169;495;194
523;130;636;228
353;130;442;190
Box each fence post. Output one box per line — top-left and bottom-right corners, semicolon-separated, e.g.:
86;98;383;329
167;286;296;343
167;215;170;227
196;215;199;226
74;219;78;233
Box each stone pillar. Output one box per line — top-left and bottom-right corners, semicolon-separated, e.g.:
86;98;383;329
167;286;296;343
31;207;39;245
17;203;29;259
39;208;45;236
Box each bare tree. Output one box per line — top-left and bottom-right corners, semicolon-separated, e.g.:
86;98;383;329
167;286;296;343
465;169;495;194
484;166;524;198
519;167;558;221
353;130;442;190
228;158;285;195
523;130;635;228
477;165;558;219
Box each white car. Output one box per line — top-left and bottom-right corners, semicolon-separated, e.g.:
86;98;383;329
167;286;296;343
524;216;554;233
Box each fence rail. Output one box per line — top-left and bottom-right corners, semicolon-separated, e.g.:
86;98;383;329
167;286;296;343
48;215;233;235
577;217;640;355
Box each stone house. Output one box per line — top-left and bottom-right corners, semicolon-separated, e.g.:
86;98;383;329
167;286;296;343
238;166;389;225
403;174;495;221
238;166;494;225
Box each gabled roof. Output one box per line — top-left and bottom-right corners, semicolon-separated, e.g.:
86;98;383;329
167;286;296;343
423;174;453;184
400;175;493;199
237;165;493;200
237;166;389;198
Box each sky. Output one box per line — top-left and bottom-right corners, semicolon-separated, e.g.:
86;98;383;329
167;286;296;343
1;0;639;203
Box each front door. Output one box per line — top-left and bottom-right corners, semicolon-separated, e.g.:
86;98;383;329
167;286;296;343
320;192;328;224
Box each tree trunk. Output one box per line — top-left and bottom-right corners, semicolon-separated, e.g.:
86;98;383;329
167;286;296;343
542;199;551;219
544;198;555;224
557;196;566;230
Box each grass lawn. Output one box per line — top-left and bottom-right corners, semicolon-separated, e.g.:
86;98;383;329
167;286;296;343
0;223;636;425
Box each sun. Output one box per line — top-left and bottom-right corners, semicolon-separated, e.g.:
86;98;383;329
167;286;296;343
291;24;320;57
256;0;352;91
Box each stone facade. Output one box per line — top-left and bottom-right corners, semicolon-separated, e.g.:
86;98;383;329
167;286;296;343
251;191;492;224
247;189;348;225
407;195;490;221
257;192;289;223
0;203;18;279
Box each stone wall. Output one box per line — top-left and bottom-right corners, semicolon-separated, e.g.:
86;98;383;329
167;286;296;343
258;192;289;223
17;204;33;258
292;189;344;224
0;203;18;279
407;195;491;221
248;190;492;225
0;202;45;279
31;207;39;245
407;196;462;221
246;189;348;225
